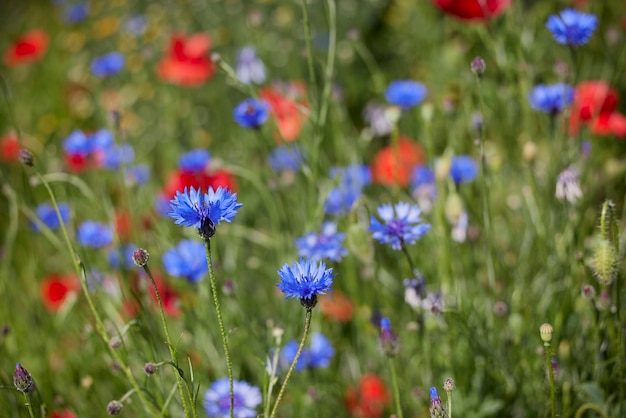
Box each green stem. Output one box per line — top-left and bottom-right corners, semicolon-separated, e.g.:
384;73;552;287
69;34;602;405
300;0;318;100
204;239;234;418
143;265;190;417
22;393;35;418
269;308;313;418
34;171;160;416
545;342;556;418
400;243;416;274
446;390;452;418
388;357;403;418
574;403;609;418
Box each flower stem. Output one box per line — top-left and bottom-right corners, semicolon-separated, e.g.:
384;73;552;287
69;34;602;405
544;342;556;418
446;390;452;418
22;393;35;418
270;308;313;418
204;239;234;418
142;264;191;417
387;357;403;418
34;171;160;416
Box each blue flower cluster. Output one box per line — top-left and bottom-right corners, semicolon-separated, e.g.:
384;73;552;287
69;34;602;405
295;221;347;262
32;203;70;232
528;83;574;114
233;98;269;129
63;129;139;171
178;149;210;172
279;332;335;371
384;80;427;110
268;145;305;172
369;202;431;250
450;156;478;185
91;52;125;77
163;239;208;283
77;221;113;248
546;9;597;46
203;378;261;418
324;164;372;216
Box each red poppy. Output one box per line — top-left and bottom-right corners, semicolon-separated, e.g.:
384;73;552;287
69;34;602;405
163;167;237;199
320;291;354;322
40;274;80;312
64;153;90;173
0;132;19;162
148;274;182;317
114;210;131;241
371;136;426;187
345;374;391;418
432;0;511;20
4;29;49;67
157;33;215;87
260;84;308;142
569;81;626;138
49;409;77;418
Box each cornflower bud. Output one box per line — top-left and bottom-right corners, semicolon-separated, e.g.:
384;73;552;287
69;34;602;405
379;318;400;358
470;57;486;76
13;363;35;394
107;400;123;415
18;149;34;167
132;248;150;267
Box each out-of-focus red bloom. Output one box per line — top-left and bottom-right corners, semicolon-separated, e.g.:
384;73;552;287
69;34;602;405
320;291;354;322
0;132;19;162
345;374;391;418
431;0;511;21
569;80;626;138
148;274;182;317
157;33;215;87
64;153;90;173
49;409;77;418
4;29;49;67
371;136;425;187
114;210;131;241
163;168;237;199
40;274;80;312
260;83;308;142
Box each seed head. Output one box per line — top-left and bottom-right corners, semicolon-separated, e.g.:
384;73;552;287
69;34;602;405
539;323;553;343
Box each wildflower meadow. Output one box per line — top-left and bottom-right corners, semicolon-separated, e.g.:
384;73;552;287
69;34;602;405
2;0;626;417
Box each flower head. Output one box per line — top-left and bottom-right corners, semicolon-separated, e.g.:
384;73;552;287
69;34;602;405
429;387;448;418
163;239;208;283
324;164;372;216
528;83;574;114
178;149;210;173
157;33;215;87
63;3;89;24
345;374;391;418
77;221;113;248
569;80;626;138
369;202;431;250
203;378;261;418
91;52;125;77
268;144;305;172
384;80;427;110
233;98;269;129
276;258;335;308
546;9;597;46
296;222;347;262
32;203;70;231
14;363;35;394
168;186;242;239
431;0;510;21
279;332;335;371
449;156;478;185
555;166;582;203
379;318;400;357
236;46;266;85
363;101;394;137
3;29;49;67
371;136;425;187
40;273;80;311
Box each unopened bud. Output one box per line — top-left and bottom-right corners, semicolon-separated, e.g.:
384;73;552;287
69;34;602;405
443;378;455;393
18;149;34;167
379;318;400;358
470;57;486;76
539;323;553;344
13;363;35;394
591;238;618;286
581;284;596;300
107;400;123;415
109;336;122;349
132;248;150;267
144;362;158;376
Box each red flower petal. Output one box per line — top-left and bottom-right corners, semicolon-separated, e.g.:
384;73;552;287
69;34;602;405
431;0;511;20
371;136;425;187
157;33;215;87
3;29;49;67
0;132;20;162
41;274;80;312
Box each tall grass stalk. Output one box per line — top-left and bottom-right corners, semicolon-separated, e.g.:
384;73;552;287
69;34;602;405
387;357;403;418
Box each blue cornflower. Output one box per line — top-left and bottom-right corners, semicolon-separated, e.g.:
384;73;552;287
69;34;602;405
546;9;597;46
236;46;266;85
162;239;208;283
204;378;261;418
63;130;91;156
268;145;305;172
295;221;347;262
528;83;574;114
280;332;334;371
77;221;113;248
369;202;431;250
178;149;210;172
449;156;478;185
324;165;372;216
108;244;138;270
379;318;400;357
97;144;135;169
233;98;269;129
429;387;447;416
280;340;309;371
308;332;335;368
91;129;114;150
168;186;242;239
91;52;125;77
32;203;70;232
384;80;427;110
125;164;150;186
63;3;88;24
276;258;335;308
